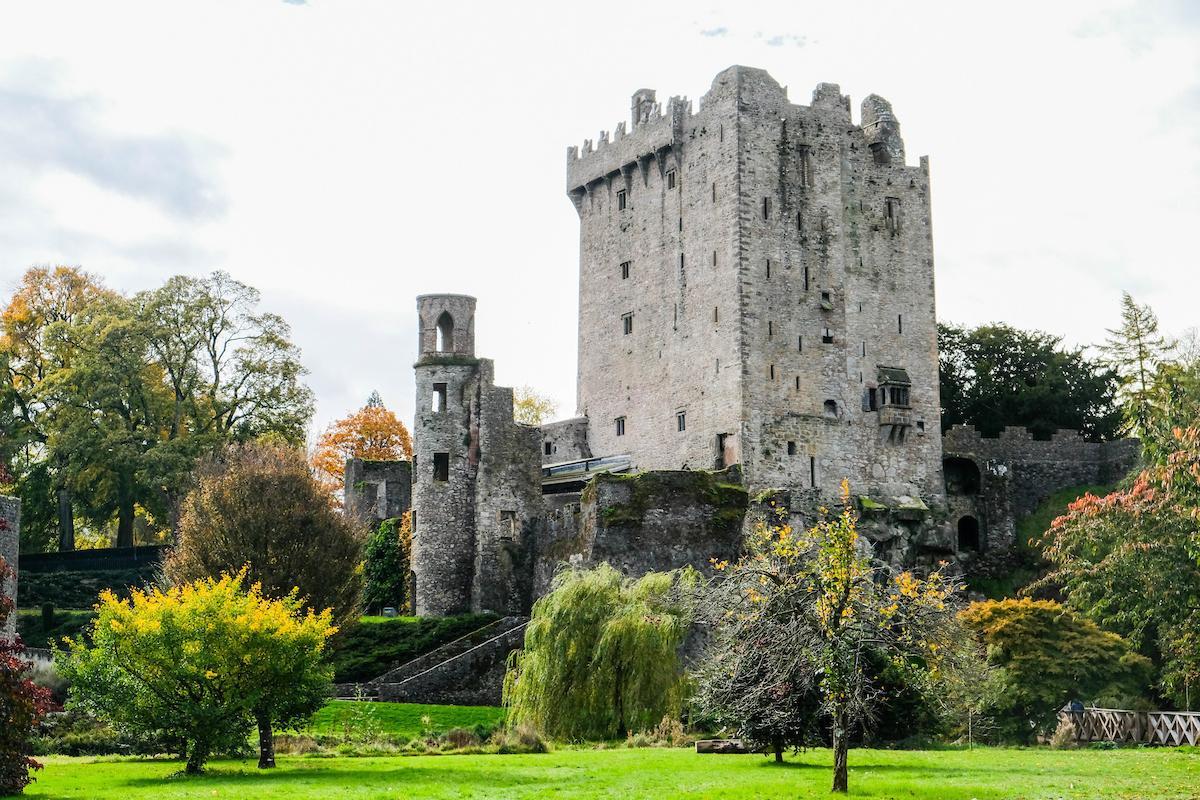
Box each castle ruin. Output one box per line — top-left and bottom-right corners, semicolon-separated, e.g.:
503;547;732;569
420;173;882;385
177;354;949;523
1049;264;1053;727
341;66;1139;618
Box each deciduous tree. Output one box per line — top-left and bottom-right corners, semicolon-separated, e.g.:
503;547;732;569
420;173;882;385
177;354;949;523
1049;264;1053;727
512;386;557;427
311;392;412;491
701;487;963;793
504;563;694;741
165;442;365;633
58;571;335;773
362;512;412;615
938;322;1121;441
960;598;1151;741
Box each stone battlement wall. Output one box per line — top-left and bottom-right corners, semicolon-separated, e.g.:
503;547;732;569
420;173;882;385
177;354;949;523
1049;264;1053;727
943;425;1140;476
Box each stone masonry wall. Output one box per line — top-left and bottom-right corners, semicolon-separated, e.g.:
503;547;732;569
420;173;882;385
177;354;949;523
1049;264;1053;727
1;496;18;639
538;417;592;464
344;458;411;524
569;66;942;501
533;469;747;598
942;425;1140;552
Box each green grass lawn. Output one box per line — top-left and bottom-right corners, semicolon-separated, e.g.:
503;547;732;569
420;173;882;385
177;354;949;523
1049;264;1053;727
304;701;505;738
13;746;1199;799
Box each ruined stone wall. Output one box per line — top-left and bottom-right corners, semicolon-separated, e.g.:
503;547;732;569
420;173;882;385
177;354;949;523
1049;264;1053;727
471;359;544;616
344;458;411;524
1;496;18;639
538;417;592;463
412;295;546;617
569;66;942;500
942;425;1140;552
531;469;747;598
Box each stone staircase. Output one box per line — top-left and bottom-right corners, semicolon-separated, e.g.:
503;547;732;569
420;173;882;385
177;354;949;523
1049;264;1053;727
336;615;529;706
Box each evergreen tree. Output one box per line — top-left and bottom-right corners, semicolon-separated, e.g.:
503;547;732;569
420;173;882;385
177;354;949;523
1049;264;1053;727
1102;291;1173;438
362;513;411;614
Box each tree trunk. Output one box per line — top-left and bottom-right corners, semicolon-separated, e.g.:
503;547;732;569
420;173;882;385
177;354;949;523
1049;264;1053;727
773;737;783;763
116;471;135;548
832;711;849;793
256;709;276;769
185;739;209;774
56;487;75;551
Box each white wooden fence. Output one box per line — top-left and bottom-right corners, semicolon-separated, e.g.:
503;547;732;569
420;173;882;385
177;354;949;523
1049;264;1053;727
1064;707;1200;746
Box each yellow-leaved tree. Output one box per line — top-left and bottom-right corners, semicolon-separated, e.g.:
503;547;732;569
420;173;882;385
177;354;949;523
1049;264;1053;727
311;391;413;491
58;570;336;773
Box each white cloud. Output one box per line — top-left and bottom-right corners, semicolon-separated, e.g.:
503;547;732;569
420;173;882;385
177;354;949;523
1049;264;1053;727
0;0;1195;437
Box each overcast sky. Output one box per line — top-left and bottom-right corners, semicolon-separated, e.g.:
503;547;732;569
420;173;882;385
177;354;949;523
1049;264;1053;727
1;1;1197;438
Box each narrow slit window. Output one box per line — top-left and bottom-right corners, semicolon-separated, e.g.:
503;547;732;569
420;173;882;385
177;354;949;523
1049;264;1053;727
622;313;633;335
768;321;773;338
822;327;834;344
787;441;797;456
666;169;676;189
617;189;627;210
809;456;817;488
615;416;626;436
898;314;903;334
544;441;553;456
712;182;717;202
861;342;866;357
797;212;803;231
795;375;800;390
762;197;771;219
798;336;803;352
621;260;631;279
766;260;771;279
713;306;719;323
433;452;449;482
798;145;812;187
885;197;901;236
712;250;717;266
769;364;776;380
676;411;686;432
432;382;447;412
803;266;810;291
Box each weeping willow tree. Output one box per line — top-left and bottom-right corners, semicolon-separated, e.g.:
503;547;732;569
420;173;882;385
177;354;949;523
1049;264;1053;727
503;563;695;740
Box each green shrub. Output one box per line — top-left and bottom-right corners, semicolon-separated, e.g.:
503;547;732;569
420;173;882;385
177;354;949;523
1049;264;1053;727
16;569;155;609
330;613;497;683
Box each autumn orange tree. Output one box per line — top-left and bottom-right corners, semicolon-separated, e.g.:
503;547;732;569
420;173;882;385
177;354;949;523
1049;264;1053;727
1038;425;1200;705
311;391;412;491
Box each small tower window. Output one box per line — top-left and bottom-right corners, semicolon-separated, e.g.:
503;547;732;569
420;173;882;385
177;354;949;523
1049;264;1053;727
712;250;717;266
435;311;454;353
622;313;633;335
432;452;450;482
499;510;517;540
766;260;771;279
863;387;879;411
958;516;981;552
787;441;797;456
676;411;686;432
769;364;776;380
615;416;626;436
824;400;838;418
621;261;631;279
617;189;627;210
768;321;773;338
898;313;903;334
821;327;834;344
795;375;800;390
803;266;810;291
798;336;803;352
762;197;771;219
666;169;676;189
432;383;447;412
544;441;553;456
810;456;817;488
713;306;719;323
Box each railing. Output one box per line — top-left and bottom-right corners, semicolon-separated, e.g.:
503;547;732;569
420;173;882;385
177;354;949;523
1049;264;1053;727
18;545;168;573
541;455;632;486
1064;707;1200;746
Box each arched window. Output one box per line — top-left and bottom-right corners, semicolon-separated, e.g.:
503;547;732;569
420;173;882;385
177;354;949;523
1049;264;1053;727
435;312;454;353
823;399;838;419
957;516;980;552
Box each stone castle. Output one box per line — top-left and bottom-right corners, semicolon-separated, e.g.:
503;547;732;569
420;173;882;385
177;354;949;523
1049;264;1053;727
346;66;1138;618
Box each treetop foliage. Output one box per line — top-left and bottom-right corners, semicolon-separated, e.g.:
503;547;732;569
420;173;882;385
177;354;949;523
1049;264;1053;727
311;393;412;491
512;386;558;427
938;322;1121;441
165;442;365;630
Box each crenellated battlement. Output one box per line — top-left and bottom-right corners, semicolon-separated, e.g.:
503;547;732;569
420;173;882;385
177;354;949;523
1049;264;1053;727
566;91;693;195
942;424;1140;468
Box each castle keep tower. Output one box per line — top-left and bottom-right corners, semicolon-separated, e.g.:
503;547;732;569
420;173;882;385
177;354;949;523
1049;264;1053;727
567;66;943;500
410;295;543;616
